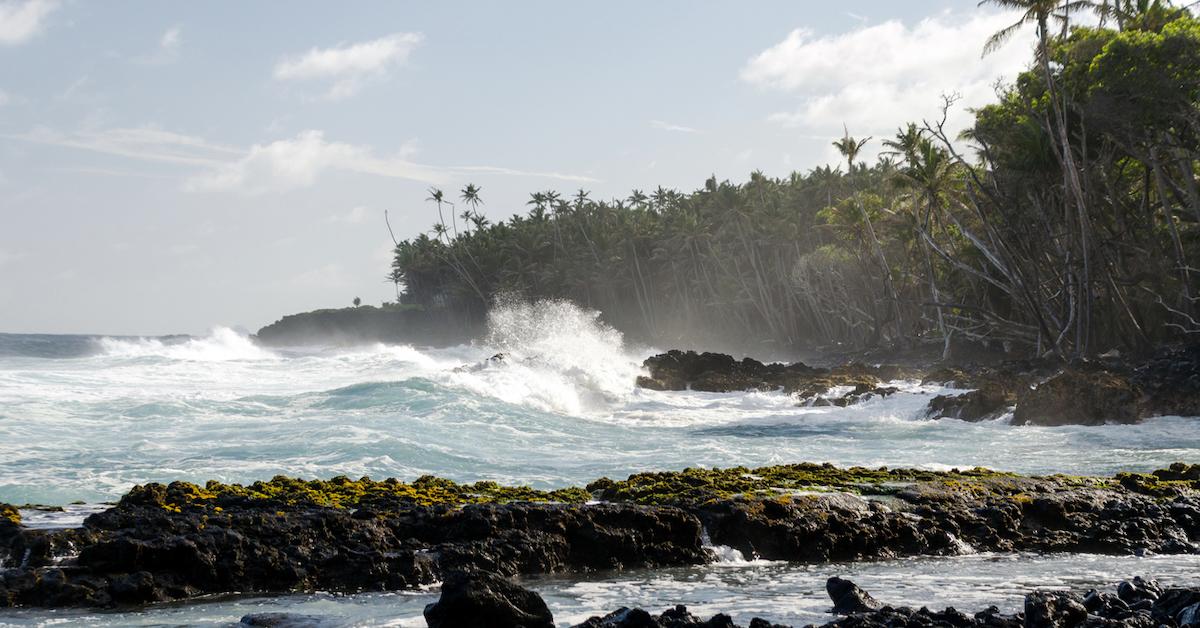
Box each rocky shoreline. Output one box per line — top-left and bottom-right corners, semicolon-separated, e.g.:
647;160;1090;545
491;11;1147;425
2;463;1198;609
412;570;1200;627
637;344;1200;426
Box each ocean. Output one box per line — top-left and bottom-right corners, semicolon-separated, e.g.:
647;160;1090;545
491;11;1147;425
2;300;1199;626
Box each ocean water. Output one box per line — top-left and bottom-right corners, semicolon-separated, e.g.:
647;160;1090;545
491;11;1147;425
1;300;1199;626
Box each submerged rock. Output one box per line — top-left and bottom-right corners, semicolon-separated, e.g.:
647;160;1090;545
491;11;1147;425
424;570;554;628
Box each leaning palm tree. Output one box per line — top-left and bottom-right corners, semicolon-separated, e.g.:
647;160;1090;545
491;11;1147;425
981;0;1098;354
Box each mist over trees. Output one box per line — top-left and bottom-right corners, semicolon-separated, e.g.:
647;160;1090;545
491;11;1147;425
390;2;1200;358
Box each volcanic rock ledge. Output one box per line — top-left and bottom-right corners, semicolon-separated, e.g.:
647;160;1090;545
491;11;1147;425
637;344;1200;426
1;464;1198;608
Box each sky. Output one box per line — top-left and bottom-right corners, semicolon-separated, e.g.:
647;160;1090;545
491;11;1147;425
0;0;1039;335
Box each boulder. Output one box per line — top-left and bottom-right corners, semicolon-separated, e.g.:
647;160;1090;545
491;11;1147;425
239;613;335;627
423;570;554;628
638;350;818;393
1012;369;1143;426
570;605;743;628
925;386;1014;422
826;577;882;614
1024;591;1088;627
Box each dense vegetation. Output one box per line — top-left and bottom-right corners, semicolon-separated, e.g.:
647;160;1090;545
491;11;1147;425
391;1;1200;357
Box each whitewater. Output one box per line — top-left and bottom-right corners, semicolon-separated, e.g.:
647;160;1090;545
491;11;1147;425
2;300;1200;626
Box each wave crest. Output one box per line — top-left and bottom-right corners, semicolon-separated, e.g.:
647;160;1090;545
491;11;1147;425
450;299;643;415
95;327;274;362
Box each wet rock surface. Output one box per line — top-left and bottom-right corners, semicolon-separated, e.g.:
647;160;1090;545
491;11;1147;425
1;464;1198;608
826;577;882;614
925;386;1014;422
424;570;554;628
0;485;706;608
639;346;1200;426
1012;367;1143;426
636;350;909;406
435;573;1200;628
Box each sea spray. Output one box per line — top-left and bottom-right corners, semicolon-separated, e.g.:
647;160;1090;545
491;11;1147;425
449;298;645;414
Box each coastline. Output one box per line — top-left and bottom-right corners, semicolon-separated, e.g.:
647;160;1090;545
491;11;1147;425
3;463;1197;610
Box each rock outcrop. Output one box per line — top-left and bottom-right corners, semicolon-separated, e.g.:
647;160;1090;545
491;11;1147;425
1012;367;1144;426
2;464;1198;608
424;570;554;628
571;577;1200;627
636;350;905;406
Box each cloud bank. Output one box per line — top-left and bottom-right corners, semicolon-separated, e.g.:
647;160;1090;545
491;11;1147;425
0;0;57;45
741;11;1033;137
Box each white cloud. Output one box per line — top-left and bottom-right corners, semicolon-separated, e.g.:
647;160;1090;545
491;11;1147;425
15;126;599;192
741;11;1033;138
0;89;8;106
273;32;423;100
135;26;181;65
186;130;450;193
0;0;57;46
12;126;242;166
160;26;181;53
650;120;700;134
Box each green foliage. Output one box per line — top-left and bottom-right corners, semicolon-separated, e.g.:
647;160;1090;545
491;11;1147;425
390;7;1200;356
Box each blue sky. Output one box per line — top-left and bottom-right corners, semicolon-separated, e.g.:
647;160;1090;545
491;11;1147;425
0;0;1036;335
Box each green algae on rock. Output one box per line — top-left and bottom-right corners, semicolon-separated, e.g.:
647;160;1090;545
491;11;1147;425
0;503;19;526
120;475;591;512
585;463;1020;505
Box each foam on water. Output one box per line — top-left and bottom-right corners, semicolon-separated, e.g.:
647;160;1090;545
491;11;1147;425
94;327;277;362
2;300;1200;505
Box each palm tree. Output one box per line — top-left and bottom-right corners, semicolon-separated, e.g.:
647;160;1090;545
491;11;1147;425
460;184;483;234
833;128;904;344
426;187;451;241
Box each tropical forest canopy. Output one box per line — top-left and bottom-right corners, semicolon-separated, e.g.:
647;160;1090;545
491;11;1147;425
390;1;1200;358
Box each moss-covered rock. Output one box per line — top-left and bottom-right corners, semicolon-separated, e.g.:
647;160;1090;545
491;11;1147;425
0;503;19;526
587;463;1017;505
120;475;590;512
